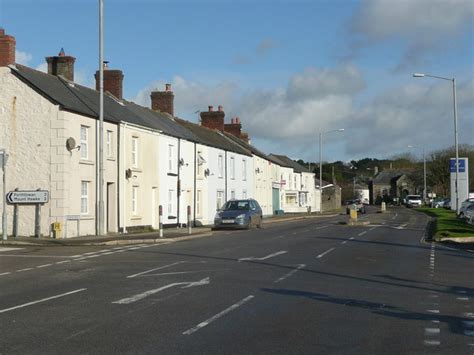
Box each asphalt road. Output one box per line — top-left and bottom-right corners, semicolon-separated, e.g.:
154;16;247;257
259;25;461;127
0;207;473;354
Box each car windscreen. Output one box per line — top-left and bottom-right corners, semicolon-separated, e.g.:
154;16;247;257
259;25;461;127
407;196;421;200
223;201;250;211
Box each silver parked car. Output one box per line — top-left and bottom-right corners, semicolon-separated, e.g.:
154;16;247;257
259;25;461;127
458;199;474;218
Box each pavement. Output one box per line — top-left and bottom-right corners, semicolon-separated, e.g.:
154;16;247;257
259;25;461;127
0;211;341;247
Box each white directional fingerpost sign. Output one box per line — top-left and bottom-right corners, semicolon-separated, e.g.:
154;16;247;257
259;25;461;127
7;190;49;204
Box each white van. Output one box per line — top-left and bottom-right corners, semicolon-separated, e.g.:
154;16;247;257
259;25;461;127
406;195;422;208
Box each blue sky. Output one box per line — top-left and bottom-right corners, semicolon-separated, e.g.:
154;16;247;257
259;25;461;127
1;0;473;163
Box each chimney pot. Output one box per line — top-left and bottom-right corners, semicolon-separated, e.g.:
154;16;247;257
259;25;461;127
0;28;16;67
208;105;214;112
218;105;223;112
151;85;175;115
95;68;124;100
46;49;76;81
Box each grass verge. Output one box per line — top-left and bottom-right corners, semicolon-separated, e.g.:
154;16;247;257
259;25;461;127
417;207;474;240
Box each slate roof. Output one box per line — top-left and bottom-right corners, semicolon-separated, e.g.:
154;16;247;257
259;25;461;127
223;133;280;163
174;119;252;157
372;169;413;184
268;154;308;173
11;64;197;141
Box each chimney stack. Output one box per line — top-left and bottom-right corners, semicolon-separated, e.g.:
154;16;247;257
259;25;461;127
46;48;76;81
224;116;242;138
150;84;174;116
200;105;225;132
95;62;124;100
0;28;16;67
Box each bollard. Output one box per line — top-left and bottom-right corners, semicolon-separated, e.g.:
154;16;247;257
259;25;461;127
381;202;386;212
350;208;358;222
187;205;192;235
159;205;163;238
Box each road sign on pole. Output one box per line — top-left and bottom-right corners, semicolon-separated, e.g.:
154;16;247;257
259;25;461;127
6;190;49;204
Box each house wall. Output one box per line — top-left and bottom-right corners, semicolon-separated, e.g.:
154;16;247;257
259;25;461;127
178;139;195;225
254;155;273;216
63;111;118;237
0;67;54;236
120;123;160;231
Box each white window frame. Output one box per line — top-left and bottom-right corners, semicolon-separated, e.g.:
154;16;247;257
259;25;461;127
106;130;113;158
218;154;224;178
231;190;236;200
131;137;139;168
81;181;89;214
132;186;139;215
168;144;175;172
168;189;174;215
80;126;89;160
230;157;235;179
196;190;202;217
216;190;225;210
242;159;247;181
242;190;247;199
197;151;204;177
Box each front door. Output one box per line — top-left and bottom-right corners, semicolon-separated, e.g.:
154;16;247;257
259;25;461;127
272;188;280;214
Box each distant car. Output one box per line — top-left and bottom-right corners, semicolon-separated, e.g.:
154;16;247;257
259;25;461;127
464;205;474;224
431;198;446;208
458;199;474;217
214;199;263;229
406;195;422;208
345;199;367;214
443;198;451;209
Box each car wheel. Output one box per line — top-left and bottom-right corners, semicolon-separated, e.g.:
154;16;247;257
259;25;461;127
256;216;263;229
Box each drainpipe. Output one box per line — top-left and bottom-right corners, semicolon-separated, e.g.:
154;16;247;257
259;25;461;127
120;122;127;234
177;138;181;227
116;123;121;233
225;151;228;201
193;142;197;227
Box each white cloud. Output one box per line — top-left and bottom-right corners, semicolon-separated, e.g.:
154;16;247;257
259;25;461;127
131;66;473;162
15;50;32;65
36;63;47;73
348;0;474;70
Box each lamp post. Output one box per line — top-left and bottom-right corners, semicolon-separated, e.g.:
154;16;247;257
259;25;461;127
413;73;459;213
408;145;427;204
319;129;344;213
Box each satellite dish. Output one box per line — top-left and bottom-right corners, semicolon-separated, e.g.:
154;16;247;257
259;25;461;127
125;168;132;179
66;137;76;151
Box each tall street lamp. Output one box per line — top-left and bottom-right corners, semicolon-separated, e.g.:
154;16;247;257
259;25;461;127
319;129;344;213
408;145;427;203
413;73;459;213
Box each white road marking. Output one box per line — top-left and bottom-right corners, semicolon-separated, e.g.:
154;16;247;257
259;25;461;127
17;268;33;272
315;225;329;230
425;328;440;335
424;340;440;346
392;213;398;220
427;310;440;314
127;261;185;278
464;313;474;318
112;277;210;304
55;260;71;264
341;241;347;245
239;251;287;262
358;231;367;236
274;264;306;283
0;272;11;276
369;226;377;231
36;264;52;268
0;254;74;258
317;248;335;259
457;297;469;301
349;237;355;240
0;247;24;252
183;295;255;335
0;288;87;314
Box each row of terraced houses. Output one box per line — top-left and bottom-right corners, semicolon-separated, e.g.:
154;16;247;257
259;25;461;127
0;29;340;238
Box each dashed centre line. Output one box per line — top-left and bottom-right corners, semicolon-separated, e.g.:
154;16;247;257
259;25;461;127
317;248;335;259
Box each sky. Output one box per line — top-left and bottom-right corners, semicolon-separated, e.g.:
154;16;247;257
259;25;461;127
1;0;473;163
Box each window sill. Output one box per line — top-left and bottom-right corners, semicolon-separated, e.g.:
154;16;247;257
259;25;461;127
79;214;94;220
79;159;94;166
131;167;142;173
107;157;115;162
131;215;142;220
167;172;178;177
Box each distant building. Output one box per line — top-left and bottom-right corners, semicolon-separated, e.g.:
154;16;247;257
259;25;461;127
369;169;416;204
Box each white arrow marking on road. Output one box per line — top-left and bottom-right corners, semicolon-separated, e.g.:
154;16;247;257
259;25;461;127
112;277;210;305
238;251;287;262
